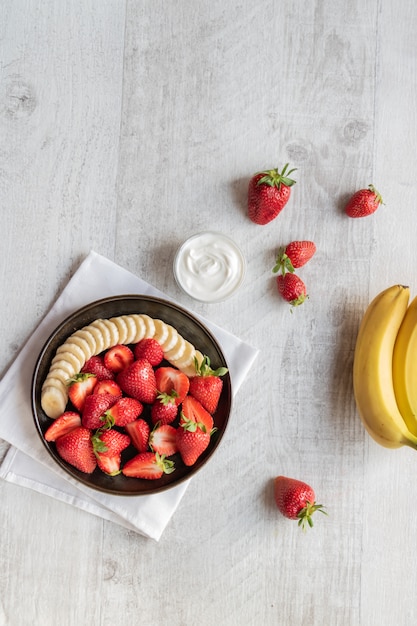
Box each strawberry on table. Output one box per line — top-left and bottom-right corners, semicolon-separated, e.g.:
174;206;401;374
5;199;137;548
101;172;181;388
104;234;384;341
122;451;175;479
134;338;164;366
81;391;119;429
151;392;178;425
81;355;115;381
149;423;178;456
125;419;150;453
104;396;143;427
104;344;134;374
273;476;327;530
55;426;97;474
273;240;316;275
154;366;189;406
345;184;383;218
176;415;214;466
276;273;308;307
117;359;158;404
44;411;81;442
67;373;98;412
248;163;296;225
189;355;228;414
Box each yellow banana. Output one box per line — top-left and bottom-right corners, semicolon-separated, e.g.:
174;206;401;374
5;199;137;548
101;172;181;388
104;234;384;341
392;295;417;436
353;284;417;449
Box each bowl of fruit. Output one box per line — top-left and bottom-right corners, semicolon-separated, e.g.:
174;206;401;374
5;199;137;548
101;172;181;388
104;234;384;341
31;295;232;495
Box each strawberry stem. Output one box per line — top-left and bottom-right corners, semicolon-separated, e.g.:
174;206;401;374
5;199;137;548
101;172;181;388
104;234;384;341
297;501;327;531
256;163;297;188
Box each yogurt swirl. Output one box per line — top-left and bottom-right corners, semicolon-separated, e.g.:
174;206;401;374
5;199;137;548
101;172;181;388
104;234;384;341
174;232;245;302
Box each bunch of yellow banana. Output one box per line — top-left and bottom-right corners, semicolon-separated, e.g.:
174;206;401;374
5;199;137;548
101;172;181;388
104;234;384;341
353;284;417;449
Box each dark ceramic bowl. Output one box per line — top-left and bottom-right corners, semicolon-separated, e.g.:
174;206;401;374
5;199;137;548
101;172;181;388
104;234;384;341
32;295;232;496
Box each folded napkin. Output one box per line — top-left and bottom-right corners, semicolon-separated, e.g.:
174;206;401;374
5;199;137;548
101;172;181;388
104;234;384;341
0;251;258;540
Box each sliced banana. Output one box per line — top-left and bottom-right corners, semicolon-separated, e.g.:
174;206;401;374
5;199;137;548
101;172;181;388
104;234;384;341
41;314;220;419
40;385;67;419
153;318;169;345
128;314;146;343
110;316;129;345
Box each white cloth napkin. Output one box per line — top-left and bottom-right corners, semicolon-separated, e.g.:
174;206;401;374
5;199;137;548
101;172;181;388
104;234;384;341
0;251;258;540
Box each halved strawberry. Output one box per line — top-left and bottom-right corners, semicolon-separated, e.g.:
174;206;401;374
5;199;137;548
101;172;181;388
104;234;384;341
117;359;157;404
55;426;97;474
81;392;118;429
92;429;131;476
154;367;190;406
81;355;115;381
104;397;143;427
189;356;227;414
181;395;214;432
44;411;81;442
150;392;178;425
104;344;134;373
67;373;97;412
125;419;150;452
134;338;164;366
93;379;123;398
149;423;178;456
122;451;175;479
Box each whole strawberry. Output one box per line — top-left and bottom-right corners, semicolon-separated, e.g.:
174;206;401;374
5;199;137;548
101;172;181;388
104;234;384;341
117;358;157;404
55;426;97;474
248;163;296;225
273;240;316;275
345;184;383;218
189;355;228;414
273;476;327;530
276;273;307;306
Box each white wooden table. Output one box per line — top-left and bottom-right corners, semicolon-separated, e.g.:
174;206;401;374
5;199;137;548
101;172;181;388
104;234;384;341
2;1;417;624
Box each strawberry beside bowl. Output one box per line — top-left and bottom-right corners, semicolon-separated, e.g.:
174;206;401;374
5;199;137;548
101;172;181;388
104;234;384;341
31;295;232;496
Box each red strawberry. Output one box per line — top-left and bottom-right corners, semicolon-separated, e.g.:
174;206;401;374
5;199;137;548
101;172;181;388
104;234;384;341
81;392;118;429
67;373;97;412
154;366;190;406
181;395;214;432
104;397;143;427
176;416;213;466
117;359;157;404
273;240;316;275
92;429;130;476
345;184;383;218
273;476;327;530
134;338;164;366
55;426;96;474
122;451;175;479
149;423;178;456
44;411;81;442
104;344;134;373
151;393;178;425
125;419;150;452
81;355;115;380
189;355;228;414
93;379;123;398
248;163;296;225
276;273;308;306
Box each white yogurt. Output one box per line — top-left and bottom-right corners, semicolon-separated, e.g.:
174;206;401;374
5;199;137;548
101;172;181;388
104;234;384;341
173;232;246;302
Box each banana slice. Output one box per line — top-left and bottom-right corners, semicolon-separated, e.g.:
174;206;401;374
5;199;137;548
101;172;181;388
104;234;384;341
128;314;146;344
48;357;78;378
101;318;120;346
52;347;84;372
120;315;138;344
153;318;169;345
72;328;97;356
66;334;94;361
160;324;179;352
170;339;196;371
90;319;113;351
109;316;129;345
165;334;186;362
45;367;71;387
140;314;156;339
40;385;67;419
83;324;105;355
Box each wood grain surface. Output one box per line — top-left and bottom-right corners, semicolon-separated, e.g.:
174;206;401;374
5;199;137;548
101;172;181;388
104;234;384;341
1;1;417;624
